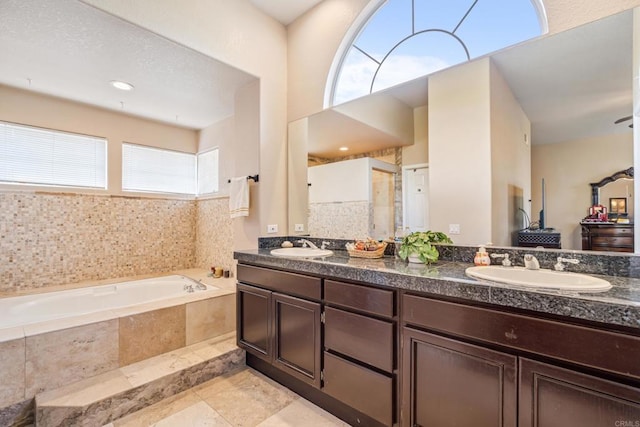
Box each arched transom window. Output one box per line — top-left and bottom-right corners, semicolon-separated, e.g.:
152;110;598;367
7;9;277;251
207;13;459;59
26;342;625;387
330;0;546;106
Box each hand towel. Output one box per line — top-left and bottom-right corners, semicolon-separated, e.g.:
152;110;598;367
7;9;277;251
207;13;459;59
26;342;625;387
229;177;249;218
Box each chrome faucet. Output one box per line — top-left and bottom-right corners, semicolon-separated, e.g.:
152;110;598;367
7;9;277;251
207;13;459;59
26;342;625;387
523;254;540;270
321;241;331;249
296;239;319;249
183;284;195;293
490;253;512;266
554;256;580;271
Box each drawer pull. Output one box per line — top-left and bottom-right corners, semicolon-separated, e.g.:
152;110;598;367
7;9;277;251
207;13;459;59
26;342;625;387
504;329;518;341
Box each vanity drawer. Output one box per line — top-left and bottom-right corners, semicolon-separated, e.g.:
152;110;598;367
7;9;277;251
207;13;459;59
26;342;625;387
237;264;321;300
402;294;640;380
325;280;394;317
592;236;633;248
323;351;393;426
324;306;394;372
591;227;633;236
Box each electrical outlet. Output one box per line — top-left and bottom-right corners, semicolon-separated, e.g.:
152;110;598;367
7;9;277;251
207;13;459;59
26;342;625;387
449;224;461;235
267;224;278;233
294;223;304;232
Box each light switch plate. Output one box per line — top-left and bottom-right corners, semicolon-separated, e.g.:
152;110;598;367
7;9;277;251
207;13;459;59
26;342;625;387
449;224;460;234
267;224;278;233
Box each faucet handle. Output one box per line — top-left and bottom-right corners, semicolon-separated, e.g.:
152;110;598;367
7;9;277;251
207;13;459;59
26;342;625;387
555;256;580;271
321;241;331;249
490;253;512;266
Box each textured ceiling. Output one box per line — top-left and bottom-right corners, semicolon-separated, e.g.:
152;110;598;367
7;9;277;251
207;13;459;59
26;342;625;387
0;0;257;130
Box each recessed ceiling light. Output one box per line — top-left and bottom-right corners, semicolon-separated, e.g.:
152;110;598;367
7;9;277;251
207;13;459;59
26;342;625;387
339;146;349;151
110;80;134;91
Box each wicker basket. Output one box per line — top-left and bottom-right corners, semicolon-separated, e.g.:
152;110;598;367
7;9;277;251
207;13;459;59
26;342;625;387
347;242;387;258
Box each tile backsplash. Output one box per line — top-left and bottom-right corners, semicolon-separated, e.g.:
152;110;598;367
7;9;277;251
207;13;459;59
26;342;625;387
0;192;213;292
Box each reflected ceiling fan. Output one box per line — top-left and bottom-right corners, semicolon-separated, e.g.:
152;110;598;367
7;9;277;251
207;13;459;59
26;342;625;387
614;115;633;128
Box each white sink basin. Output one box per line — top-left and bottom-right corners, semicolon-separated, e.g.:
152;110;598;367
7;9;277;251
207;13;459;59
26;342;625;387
465;266;611;292
270;247;334;258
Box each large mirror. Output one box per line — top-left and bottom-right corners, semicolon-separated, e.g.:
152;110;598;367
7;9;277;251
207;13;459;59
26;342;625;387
288;8;636;252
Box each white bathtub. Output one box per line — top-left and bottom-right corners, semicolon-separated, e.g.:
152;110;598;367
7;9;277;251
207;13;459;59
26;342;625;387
0;275;218;330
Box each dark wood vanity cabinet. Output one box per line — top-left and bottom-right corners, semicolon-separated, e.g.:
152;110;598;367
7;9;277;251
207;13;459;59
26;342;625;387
402;328;517;427
323;280;396;426
581;222;634;252
401;293;640;427
236;265;322;387
519;358;640;427
237;266;398;427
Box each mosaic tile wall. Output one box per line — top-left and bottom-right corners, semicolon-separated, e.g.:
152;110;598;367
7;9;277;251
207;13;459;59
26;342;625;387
308;201;370;239
0;192;197;292
195;198;234;273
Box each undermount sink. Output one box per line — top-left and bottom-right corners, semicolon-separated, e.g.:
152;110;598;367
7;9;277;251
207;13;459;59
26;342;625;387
270;247;334;258
465;266;612;292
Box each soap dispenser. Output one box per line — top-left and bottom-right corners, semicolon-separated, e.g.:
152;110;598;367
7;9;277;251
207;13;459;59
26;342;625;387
474;246;491;266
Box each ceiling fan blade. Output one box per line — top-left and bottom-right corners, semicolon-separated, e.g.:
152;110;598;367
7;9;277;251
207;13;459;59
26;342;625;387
614;115;633;124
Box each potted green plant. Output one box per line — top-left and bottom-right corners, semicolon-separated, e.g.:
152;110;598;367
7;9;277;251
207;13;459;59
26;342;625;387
398;231;453;264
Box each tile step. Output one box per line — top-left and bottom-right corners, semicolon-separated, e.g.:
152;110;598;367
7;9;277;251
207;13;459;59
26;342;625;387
35;332;245;427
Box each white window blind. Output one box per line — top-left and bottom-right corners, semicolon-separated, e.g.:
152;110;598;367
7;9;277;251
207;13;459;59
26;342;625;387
0;121;107;189
122;143;195;195
197;148;219;195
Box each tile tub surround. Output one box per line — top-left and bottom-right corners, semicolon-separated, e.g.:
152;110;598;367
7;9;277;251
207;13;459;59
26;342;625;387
235;247;640;330
0;192;197;292
0;192;236;293
308;201;370;239
195;197;235;274
0;269;236;425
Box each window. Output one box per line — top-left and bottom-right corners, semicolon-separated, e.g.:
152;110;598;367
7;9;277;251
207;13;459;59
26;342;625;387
0;121;107;189
331;0;546;105
122;143;196;195
197;148;219;195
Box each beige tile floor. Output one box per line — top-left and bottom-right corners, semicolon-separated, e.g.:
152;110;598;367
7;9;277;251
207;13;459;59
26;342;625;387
105;368;350;427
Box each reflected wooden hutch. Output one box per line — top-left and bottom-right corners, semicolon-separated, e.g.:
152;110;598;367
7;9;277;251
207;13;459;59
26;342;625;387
581;222;634;252
581;167;634;252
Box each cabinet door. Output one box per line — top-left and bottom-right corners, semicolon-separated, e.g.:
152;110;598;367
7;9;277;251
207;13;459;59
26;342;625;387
519;358;640;427
237;283;272;362
272;293;321;388
402;327;517;427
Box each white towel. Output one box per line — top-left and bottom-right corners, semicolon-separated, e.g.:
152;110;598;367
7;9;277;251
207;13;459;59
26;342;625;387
229;177;249;218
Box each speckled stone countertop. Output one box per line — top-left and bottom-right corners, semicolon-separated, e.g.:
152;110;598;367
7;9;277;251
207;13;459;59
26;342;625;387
234;248;640;332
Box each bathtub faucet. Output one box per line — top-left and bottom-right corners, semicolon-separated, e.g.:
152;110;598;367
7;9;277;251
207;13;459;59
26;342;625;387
183;284;195;293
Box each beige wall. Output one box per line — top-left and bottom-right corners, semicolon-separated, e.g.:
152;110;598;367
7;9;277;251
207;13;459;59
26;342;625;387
532;133;633;250
0;84;198;196
489;62;532;246
402;105;429;166
429;59;493;246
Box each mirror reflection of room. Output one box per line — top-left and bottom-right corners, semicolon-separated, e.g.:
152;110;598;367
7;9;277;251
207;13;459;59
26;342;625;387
288;4;636;254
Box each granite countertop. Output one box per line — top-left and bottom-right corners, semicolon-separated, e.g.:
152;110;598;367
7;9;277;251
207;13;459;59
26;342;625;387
234;249;640;332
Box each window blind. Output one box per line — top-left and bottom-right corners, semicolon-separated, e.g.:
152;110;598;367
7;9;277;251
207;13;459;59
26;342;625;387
197;148;219;195
0;121;107;189
122;143;196;195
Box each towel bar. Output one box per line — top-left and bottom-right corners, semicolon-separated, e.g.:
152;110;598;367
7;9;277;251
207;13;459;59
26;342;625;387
227;174;259;183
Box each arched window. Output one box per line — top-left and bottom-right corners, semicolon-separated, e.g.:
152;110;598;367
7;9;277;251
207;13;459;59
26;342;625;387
329;0;547;106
